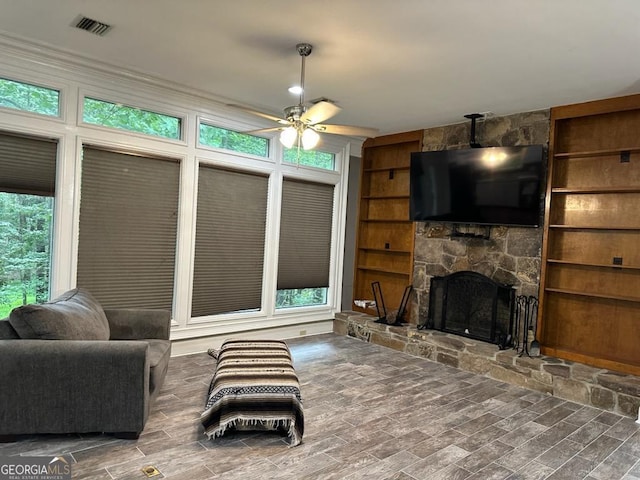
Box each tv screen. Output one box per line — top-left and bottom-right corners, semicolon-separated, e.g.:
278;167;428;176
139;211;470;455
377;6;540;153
410;145;544;227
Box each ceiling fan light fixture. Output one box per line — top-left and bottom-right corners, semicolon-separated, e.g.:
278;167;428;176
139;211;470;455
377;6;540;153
301;128;320;150
230;41;377;148
280;126;298;149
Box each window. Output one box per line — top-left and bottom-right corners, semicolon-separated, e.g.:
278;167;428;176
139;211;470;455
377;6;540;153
199;123;269;157
77;147;179;310
283;148;335;170
0;77;60;117
83;97;182;139
191;166;269;316
277;178;334;308
0;132;57;317
276;288;328;308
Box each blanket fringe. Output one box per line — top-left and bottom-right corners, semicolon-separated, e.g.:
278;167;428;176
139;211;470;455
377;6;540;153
205;417;302;447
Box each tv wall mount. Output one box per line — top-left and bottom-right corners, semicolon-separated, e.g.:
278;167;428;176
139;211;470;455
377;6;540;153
464;113;484;148
451;224;491;240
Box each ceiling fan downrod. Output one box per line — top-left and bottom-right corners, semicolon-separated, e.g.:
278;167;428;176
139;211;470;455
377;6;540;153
296;43;312;106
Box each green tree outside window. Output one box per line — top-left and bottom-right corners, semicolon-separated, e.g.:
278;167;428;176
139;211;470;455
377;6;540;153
83;97;181;139
283;148;335;170
199;123;269;157
276;287;328;308
0;193;53;317
0;78;59;116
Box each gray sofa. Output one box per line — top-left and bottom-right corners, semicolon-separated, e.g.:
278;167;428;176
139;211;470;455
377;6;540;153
0;288;171;441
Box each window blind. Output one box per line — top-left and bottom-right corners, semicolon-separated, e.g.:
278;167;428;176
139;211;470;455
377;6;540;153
277;178;334;290
77;147;180;310
191;166;268;317
0;131;57;195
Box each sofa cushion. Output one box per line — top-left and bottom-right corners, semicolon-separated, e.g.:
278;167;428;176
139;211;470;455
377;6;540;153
146;339;171;398
9;288;110;340
0;318;19;339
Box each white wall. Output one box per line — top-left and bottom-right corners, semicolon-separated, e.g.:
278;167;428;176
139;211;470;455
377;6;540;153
341;155;361;311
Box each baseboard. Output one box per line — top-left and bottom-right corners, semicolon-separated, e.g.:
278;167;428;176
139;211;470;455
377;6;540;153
169;319;333;356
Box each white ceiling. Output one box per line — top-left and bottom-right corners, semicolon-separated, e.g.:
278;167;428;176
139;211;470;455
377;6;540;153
1;0;639;136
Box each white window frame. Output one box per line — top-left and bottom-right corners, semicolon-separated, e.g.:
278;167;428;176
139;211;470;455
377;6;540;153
0;38;353;342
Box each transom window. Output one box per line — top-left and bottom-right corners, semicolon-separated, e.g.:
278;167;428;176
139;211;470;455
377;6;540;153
199;122;269;157
83;97;182;139
283;148;335;170
0;78;60;117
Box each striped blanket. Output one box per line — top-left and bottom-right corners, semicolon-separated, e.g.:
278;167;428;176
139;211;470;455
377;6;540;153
201;339;304;446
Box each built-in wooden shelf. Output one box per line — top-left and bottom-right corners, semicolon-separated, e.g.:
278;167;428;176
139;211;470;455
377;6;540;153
361;195;410;200
554;147;640;159
359;247;412;254
546;259;640;271
353;131;423;317
545;287;640;304
363;166;411;173
357;265;411;276
539;93;640;375
552;187;640;194
360;218;411;223
549;225;640;231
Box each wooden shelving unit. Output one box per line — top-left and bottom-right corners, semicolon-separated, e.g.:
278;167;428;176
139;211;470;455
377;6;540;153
352;131;423;317
538;94;640;375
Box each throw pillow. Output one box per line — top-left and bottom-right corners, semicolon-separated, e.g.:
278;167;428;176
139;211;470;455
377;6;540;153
9;288;110;340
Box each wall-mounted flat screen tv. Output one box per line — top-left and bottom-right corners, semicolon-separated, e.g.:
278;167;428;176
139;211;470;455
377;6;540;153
410;145;544;227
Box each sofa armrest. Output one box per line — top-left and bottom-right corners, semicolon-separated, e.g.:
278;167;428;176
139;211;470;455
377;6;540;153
104;309;171;340
0;339;150;436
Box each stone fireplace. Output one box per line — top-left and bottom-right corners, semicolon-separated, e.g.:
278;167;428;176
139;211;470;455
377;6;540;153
335;110;640;419
408;109;550;326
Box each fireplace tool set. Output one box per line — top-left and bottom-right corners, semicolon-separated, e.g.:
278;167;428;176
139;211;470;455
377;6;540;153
514;295;540;357
371;281;412;326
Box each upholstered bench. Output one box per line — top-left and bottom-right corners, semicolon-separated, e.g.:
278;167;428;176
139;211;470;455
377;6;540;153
200;339;304;446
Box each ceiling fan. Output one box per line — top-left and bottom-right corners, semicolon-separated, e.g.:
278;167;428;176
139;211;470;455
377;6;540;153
228;43;378;150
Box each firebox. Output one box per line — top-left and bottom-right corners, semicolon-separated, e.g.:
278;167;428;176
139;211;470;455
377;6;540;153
422;271;515;347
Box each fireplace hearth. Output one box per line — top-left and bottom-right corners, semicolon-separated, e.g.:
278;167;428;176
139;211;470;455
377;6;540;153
420;271;515;348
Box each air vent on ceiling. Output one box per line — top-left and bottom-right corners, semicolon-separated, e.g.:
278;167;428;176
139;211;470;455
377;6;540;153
74;16;112;36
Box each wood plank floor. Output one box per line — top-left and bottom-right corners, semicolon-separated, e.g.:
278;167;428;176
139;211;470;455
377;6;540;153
2;333;640;479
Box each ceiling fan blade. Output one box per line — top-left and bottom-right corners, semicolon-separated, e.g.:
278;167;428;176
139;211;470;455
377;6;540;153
226;104;288;124
301;101;342;125
243;126;285;135
314;124;379;138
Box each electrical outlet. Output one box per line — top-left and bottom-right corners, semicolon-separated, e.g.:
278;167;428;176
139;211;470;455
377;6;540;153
299;329;307;336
